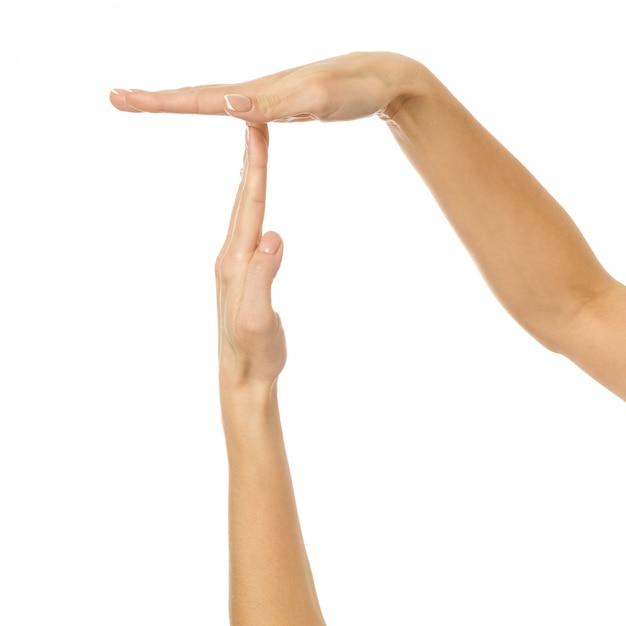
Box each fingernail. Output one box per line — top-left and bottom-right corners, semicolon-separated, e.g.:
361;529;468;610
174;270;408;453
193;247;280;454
258;232;280;254
224;94;253;112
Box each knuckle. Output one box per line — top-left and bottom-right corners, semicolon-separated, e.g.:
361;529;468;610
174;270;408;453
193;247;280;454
307;71;334;113
256;91;282;119
247;258;267;279
245;184;267;209
214;252;225;280
236;309;274;338
214;251;236;283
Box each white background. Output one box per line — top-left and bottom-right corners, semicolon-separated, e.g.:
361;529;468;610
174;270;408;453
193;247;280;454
1;1;625;624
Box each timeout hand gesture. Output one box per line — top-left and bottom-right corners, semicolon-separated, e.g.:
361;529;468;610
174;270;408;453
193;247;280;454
110;52;626;403
216;124;286;395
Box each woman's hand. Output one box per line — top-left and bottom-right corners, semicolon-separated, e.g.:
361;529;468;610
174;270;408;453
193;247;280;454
216;125;325;625
110;51;426;123
216;123;286;396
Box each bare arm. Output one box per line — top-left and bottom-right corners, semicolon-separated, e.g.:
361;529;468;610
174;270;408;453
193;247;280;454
111;52;626;400
382;65;626;400
216;124;325;625
222;391;325;626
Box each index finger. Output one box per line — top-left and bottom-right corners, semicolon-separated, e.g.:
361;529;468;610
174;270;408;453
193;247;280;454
109;63;323;122
222;124;270;258
110;84;230;114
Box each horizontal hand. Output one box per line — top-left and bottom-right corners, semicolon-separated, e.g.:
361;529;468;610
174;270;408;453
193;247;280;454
110;51;424;123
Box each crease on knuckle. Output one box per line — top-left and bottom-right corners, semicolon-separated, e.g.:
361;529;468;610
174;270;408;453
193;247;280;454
247;258;267;279
256;92;281;119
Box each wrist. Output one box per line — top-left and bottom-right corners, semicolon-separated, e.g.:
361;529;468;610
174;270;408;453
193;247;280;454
378;56;437;123
220;379;280;427
220;381;284;462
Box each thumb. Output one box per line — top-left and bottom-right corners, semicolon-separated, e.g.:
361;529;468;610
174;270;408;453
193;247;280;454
224;90;317;123
241;232;284;316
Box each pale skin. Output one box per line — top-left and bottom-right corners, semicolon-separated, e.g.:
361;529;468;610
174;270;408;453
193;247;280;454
110;51;626;401
215;124;325;626
110;50;626;625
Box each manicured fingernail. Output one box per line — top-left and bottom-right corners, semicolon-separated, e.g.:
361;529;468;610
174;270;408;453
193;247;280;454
258;232;280;254
224;94;253;112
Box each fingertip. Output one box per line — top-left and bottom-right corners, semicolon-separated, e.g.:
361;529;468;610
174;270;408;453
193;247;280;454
258;231;282;255
109;89;145;112
246;123;270;151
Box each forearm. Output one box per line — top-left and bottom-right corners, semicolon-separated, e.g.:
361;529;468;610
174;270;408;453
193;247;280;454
221;383;325;626
383;63;615;351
